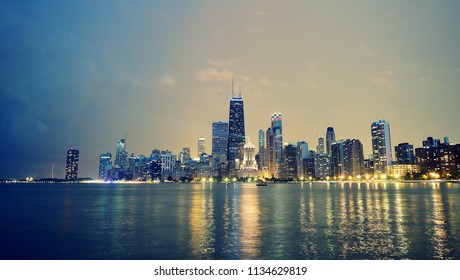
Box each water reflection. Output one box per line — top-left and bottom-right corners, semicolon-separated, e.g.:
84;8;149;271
1;182;460;260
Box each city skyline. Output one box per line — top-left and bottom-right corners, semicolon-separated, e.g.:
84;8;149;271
1;1;460;178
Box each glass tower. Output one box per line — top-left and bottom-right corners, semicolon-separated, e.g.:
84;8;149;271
227;82;246;177
99;153;112;180
114;138;128;169
326;127;336;156
271;113;283;177
212;121;228;163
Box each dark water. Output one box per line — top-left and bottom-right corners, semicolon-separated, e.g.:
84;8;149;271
1;182;459;260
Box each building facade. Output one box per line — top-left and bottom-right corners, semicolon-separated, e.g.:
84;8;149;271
65;148;79;180
371;120;393;175
227;84;246;177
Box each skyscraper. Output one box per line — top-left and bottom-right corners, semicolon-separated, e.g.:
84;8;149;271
212;122;228;163
266;127;275;177
227;81;246;177
271;113;283;177
98;153;112;180
317;135;325;155
114;138;128;169
65;148;79;180
371;120;393;175
326;127;336;156
198;137;206;158
283;143;298;180
258;129;265;170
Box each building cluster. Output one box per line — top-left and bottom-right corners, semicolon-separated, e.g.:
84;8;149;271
62;82;460;182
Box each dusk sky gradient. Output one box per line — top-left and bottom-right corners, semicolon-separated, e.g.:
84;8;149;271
1;0;460;178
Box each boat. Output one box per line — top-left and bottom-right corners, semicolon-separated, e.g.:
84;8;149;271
256;182;268;186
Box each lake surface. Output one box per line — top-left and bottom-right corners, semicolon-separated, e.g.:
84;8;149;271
1;182;459;260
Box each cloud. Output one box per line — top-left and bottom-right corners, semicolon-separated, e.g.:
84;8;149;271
371;71;394;88
207;59;238;68
259;76;271;86
157;74;176;87
196;68;233;82
280;82;291;88
246;26;260;33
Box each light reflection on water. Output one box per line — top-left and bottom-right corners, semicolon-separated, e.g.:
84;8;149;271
0;182;460;259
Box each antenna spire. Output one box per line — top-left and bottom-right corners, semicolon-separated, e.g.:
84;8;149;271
232;79;234;98
239;80;242;98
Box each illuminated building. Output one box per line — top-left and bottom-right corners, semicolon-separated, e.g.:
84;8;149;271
65;148;79;180
283;143;298;180
389;164;420;178
395;143;415;164
239;139;258;178
212;122;228;163
371;120;393;175
258;129;266;170
331;139;364;178
266;127;275;177
198;137;206;158
314;154;330;180
98;153;112;180
227;81;246;177
271;113;283;177
114;138;128;169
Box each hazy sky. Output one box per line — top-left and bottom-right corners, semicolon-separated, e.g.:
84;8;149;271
1;0;460;178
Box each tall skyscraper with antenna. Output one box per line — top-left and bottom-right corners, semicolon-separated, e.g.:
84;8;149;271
227;80;246;177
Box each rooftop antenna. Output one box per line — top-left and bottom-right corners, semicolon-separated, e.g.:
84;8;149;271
51;163;55;178
232;79;234;98
239;80;242;98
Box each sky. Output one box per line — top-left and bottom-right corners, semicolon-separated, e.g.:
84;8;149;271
1;0;460;179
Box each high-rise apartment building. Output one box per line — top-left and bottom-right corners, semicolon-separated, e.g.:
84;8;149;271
395;143;415;164
271;113;283;178
326;127;336;156
198;137;206;158
227;81;246;177
65;148;79;180
371;120;393;175
98;153;112;180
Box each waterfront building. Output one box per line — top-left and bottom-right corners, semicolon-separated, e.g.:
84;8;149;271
212;121;228;163
297;141;308;178
239;139;258;178
258;129;266;170
114;138;128;169
98;153;112;180
314;154;330;180
371;120;393;175
198;137;206;158
389;164;421;178
330;139;364;178
395;143;415;164
326;127;336;156
65;148;79;180
227;81;246;177
271;113;283;178
283;143;298;180
160;150;176;180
